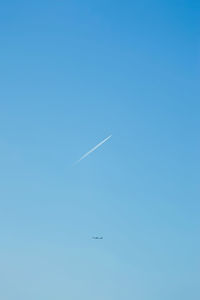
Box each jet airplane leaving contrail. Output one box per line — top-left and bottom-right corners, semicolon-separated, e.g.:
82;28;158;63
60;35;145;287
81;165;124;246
75;135;112;164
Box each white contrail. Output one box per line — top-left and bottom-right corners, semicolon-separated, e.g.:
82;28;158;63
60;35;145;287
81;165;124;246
75;135;112;164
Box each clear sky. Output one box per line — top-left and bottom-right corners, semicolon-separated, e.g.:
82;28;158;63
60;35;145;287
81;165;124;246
0;1;199;299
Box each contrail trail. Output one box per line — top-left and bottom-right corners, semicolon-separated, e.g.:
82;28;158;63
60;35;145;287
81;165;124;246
75;135;112;164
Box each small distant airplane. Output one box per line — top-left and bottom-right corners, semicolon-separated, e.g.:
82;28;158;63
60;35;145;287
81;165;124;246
92;236;103;240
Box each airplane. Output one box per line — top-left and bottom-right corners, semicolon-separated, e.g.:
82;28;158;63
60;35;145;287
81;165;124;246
92;236;103;240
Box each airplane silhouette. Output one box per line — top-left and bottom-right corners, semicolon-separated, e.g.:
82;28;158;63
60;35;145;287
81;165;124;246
92;236;103;240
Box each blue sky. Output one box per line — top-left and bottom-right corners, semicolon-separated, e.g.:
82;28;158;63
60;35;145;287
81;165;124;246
0;1;199;299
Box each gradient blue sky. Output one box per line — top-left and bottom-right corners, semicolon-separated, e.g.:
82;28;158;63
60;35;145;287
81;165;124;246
0;1;199;299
